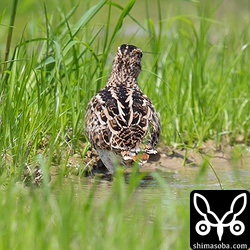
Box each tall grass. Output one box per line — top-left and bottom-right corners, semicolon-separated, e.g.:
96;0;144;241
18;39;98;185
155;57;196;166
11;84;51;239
0;0;249;249
1;0;249;174
143;1;250;147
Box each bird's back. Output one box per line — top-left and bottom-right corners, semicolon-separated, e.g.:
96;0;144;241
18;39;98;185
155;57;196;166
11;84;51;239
85;83;160;164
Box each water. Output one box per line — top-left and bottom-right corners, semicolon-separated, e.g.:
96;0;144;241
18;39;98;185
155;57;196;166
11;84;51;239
51;153;250;205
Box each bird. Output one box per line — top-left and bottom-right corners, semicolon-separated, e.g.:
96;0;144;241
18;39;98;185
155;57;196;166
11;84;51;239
84;44;160;174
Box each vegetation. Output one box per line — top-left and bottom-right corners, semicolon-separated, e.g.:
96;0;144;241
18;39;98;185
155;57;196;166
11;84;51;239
0;0;249;249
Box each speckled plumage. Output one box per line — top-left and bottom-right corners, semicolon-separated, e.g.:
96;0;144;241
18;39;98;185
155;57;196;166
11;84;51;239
85;44;160;174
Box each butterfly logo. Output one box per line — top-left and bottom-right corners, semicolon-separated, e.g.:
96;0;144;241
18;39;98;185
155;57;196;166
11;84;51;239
193;193;247;241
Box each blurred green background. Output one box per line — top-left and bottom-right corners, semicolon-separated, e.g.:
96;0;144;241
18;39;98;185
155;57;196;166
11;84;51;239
1;0;250;52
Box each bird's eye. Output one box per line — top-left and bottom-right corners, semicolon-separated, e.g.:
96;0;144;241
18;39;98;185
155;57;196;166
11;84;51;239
140;52;143;58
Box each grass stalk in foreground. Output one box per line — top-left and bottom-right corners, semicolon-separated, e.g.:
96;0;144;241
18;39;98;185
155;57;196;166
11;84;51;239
0;168;190;250
2;0;18;80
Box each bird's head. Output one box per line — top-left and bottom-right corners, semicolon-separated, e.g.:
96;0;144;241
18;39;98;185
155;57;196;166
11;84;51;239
112;44;143;79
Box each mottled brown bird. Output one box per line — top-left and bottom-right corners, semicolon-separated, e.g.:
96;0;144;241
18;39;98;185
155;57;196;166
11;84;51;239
85;44;160;174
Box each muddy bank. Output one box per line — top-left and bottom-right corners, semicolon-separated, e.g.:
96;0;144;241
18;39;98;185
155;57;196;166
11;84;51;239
66;139;250;177
21;134;249;186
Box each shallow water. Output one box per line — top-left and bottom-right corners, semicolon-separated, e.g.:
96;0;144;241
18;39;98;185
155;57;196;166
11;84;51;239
51;152;250;205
